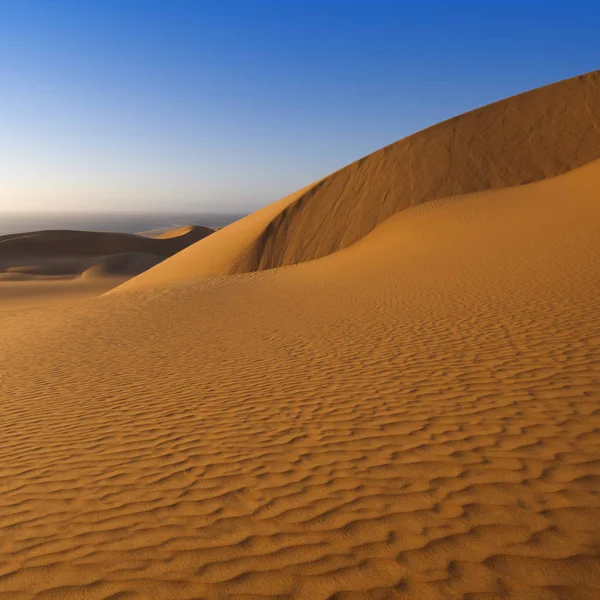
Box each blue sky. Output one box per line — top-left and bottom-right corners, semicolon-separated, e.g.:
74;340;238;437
1;0;599;213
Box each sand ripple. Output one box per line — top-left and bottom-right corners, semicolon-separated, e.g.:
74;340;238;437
1;159;600;598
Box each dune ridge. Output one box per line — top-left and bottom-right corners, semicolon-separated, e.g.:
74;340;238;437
0;225;214;307
118;70;600;293
0;225;213;259
239;70;600;271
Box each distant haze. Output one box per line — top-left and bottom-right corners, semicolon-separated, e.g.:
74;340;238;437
0;212;245;237
1;0;599;214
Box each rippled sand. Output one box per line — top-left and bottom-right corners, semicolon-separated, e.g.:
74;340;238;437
1;73;599;599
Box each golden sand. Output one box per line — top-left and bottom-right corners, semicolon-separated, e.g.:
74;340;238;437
0;73;599;599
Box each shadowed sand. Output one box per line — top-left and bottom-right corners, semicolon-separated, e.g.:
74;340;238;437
0;73;600;599
0;225;213;308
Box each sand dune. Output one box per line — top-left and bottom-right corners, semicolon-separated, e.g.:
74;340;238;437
114;182;320;288
1;73;600;599
0;225;213;308
0;225;213;258
141;225;212;239
120;70;600;292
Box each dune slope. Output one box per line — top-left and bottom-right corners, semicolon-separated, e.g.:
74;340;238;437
240;70;600;271
120;70;600;293
0;157;599;599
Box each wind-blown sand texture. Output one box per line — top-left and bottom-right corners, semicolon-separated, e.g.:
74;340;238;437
0;225;213;308
1;72;600;599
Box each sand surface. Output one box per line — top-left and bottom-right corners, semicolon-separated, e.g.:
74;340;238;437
0;226;213;258
1;74;600;599
0;225;212;309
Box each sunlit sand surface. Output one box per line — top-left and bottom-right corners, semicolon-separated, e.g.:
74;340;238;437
1;72;599;599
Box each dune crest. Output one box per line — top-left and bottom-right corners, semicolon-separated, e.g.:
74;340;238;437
113;182;319;290
119;70;600;293
142;225;209;239
0;225;213;259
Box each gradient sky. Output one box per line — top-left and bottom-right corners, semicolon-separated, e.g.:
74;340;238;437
1;0;599;213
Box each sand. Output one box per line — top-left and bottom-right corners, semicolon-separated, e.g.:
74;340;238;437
0;73;599;599
121;70;600;291
0;225;213;258
0;225;213;309
140;225;208;239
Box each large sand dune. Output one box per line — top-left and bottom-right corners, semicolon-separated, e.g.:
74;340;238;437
119;70;600;291
1;73;600;599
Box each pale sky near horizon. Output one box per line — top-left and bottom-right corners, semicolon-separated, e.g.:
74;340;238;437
1;0;599;214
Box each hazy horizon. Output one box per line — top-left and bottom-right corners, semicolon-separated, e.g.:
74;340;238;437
2;1;599;214
0;210;247;237
0;208;250;215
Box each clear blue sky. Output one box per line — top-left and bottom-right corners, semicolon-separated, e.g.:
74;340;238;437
1;0;598;213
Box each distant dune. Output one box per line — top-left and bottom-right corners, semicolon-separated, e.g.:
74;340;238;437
0;224;213;259
1;72;600;599
0;224;213;307
140;224;209;239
